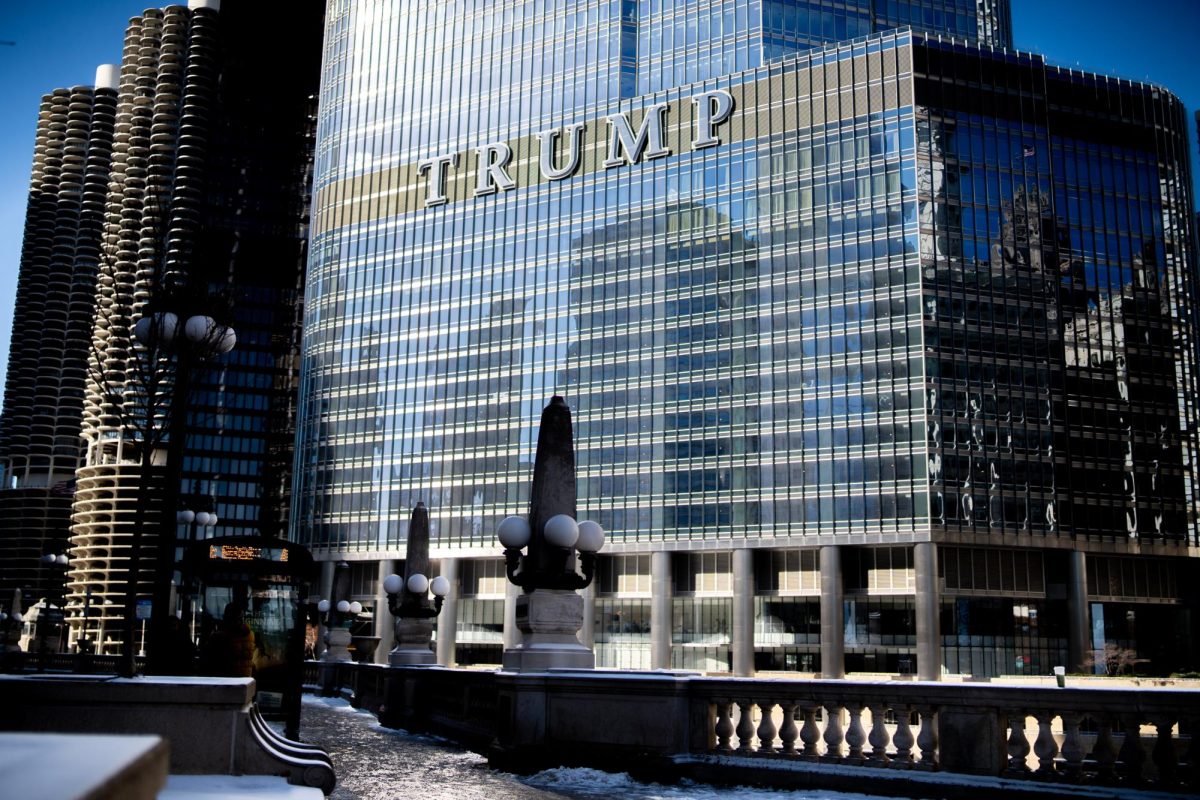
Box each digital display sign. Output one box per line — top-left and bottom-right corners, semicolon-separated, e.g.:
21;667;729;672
209;544;290;563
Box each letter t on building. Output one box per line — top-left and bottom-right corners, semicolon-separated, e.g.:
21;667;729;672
418;152;460;206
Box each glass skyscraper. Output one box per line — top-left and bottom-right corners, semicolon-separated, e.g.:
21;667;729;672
294;0;1198;678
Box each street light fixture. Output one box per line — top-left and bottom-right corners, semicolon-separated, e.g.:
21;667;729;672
176;508;219;530
383;502;451;665
383;569;451;618
315;592;354;663
37;553;71;667
498;397;605;672
114;276;238;678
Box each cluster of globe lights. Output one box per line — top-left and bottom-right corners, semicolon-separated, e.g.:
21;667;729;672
175;508;219;527
381;572;451;600
317;598;363;617
132;311;236;354
496;514;606;555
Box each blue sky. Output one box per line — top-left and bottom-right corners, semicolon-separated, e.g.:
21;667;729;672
0;0;1198;393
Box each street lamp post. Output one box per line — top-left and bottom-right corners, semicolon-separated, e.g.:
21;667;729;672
175;499;217;642
317;561;354;663
75;585;96;657
314;592;357;697
499;397;605;672
383;502;450;665
37;553;70;670
115;276;236;678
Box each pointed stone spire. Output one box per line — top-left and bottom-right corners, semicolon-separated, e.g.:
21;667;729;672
402;502;431;608
526;396;577;575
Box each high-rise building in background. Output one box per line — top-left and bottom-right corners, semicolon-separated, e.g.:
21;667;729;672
0;0;323;652
67;0;323;652
294;0;1198;679
0;70;118;609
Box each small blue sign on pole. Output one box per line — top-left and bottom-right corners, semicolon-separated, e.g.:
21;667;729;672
135;599;152;620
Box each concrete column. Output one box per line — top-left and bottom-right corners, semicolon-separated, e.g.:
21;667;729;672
374;559;396;664
503;576;522;649
732;548;755;677
315;560;335;658
650;550;672;670
1066;549;1089;673
580;578;596;650
914;542;941;681
819;545;844;679
436;557;460;667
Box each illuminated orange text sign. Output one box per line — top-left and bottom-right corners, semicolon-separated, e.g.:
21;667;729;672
208;544;290;562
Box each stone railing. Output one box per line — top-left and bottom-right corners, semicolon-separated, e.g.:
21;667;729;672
700;681;938;768
308;664;1199;794
307;660;500;751
689;678;1198;788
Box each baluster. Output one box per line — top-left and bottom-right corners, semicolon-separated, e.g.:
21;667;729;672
867;703;891;767
800;705;822;760
892;705;915;768
1151;716;1178;787
736;700;757;753
714;700;734;752
779;702;799;756
1181;712;1199;788
1059;712;1085;780
916;705;939;770
822;702;845;761
1116;714;1147;784
1033;711;1060;777
1006;710;1031;775
757;701;778;754
1087;716;1118;784
844;703;867;764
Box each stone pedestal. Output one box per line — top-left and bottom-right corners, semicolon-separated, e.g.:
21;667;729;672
350;635;380;663
0;675;335;793
321;628;352;662
502;589;594;672
389;618;435;666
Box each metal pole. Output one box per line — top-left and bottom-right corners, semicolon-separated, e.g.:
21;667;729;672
119;442;159;678
148;346;192;674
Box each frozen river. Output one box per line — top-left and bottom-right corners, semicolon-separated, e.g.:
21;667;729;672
300;695;896;800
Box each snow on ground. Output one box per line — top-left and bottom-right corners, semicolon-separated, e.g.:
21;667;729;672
299;695;902;800
523;765;897;800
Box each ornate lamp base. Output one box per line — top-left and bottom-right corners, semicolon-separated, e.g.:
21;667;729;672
502;589;594;673
321;627;353;662
389;618;436;666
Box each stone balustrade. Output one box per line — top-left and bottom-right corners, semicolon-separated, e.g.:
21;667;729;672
691;677;1197;789
310;662;1199;794
706;693;936;768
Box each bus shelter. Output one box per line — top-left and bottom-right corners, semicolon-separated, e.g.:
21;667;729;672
181;535;314;737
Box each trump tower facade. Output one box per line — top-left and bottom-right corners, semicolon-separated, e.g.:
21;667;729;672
294;0;1199;678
